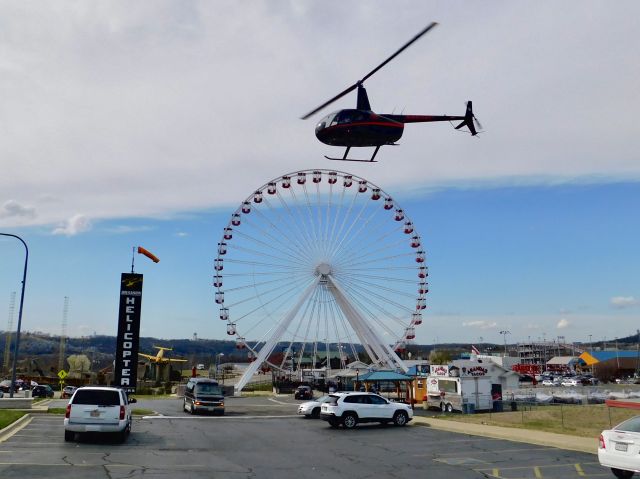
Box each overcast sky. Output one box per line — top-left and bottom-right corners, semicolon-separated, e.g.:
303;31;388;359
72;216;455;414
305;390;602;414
1;1;639;345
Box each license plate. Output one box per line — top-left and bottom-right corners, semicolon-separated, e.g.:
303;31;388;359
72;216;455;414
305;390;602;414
90;410;101;418
615;442;628;452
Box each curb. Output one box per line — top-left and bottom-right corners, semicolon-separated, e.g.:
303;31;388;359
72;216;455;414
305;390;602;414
0;414;32;443
411;416;598;455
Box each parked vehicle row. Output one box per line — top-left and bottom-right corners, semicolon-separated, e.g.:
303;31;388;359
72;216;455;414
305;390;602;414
536;373;599;387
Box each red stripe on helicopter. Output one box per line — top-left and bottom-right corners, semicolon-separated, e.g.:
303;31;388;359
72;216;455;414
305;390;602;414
324;121;404;131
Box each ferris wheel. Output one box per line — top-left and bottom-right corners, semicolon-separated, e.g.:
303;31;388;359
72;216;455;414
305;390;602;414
214;169;428;393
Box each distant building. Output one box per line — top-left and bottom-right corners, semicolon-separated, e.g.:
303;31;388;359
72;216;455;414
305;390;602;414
517;341;581;369
579;350;640;380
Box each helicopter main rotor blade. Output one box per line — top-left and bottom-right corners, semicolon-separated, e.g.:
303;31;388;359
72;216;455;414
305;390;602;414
300;22;438;120
360;22;438;84
300;83;358;120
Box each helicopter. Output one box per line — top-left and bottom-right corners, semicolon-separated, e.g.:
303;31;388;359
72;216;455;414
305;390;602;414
301;22;481;162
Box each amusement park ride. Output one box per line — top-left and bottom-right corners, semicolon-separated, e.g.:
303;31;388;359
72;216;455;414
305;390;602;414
214;170;428;394
301;22;481;162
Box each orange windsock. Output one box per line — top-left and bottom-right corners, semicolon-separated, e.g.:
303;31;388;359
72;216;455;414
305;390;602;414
137;246;160;263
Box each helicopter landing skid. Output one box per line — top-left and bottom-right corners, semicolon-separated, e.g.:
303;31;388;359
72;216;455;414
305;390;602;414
325;145;381;163
325;156;377;163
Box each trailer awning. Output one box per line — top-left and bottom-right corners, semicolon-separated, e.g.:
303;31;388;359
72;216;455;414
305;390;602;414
358;371;413;382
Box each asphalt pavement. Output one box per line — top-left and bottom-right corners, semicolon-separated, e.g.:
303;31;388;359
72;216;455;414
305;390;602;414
0;396;604;479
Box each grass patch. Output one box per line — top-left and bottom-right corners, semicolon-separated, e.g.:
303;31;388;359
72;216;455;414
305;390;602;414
0;410;27;429
437;403;640;438
131;394;174;400
48;408;66;415
132;408;155;416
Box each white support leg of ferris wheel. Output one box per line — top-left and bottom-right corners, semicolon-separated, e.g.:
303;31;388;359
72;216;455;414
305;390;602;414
234;277;321;395
326;275;408;373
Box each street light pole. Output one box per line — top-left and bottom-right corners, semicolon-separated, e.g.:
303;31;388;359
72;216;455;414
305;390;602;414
0;233;28;398
499;330;511;357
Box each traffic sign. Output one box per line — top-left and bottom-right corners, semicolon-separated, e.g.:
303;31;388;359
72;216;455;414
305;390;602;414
57;370;68;380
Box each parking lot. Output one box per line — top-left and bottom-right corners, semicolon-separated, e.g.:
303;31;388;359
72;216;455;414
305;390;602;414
0;396;610;478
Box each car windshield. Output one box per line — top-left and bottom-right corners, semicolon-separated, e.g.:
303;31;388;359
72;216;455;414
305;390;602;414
615;416;640;433
72;389;120;406
316;395;330;403
196;384;222;395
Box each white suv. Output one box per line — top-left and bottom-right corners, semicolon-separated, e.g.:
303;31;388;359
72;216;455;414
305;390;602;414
320;392;413;429
64;386;136;442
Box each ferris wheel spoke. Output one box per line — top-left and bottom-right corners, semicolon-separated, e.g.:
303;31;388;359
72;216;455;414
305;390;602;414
272;190;313;255
335;280;407;341
333;228;407;268
229;276;315;319
329;201;388;262
223;258;309;272
289;185;322;257
337;251;417;270
327;187;360;260
255;195;315;262
222;273;308;294
337;276;417;300
330;297;361;363
338;272;417;284
337;274;414;318
226;241;309;270
326;197;372;260
234;214;310;266
328;178;348;258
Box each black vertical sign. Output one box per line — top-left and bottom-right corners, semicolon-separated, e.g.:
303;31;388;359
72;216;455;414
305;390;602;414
114;273;143;393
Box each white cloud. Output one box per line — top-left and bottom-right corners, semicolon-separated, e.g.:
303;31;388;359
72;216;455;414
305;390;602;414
52;214;91;236
557;318;570;329
175;232;189;237
462;320;498;330
104;225;153;234
611;296;638;309
0;3;638;228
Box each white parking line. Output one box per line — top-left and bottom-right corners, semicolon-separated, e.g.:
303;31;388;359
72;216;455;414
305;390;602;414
142;415;299;420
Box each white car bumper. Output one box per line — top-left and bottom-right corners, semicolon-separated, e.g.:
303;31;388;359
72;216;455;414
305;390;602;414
598;448;640;473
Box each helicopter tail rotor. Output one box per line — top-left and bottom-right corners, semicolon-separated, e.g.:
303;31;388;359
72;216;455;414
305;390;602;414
455;101;480;136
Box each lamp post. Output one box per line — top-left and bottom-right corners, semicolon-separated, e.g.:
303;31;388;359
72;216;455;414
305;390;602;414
216;353;224;384
499;330;511;357
0;233;28;398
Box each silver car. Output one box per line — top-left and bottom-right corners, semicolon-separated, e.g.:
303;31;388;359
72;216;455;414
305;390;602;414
298;395;332;418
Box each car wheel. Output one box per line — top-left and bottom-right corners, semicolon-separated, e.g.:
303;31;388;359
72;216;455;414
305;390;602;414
611;468;634;479
393;411;408;426
440;402;446;412
342;413;358;429
190;404;196;415
117;429;127;443
311;407;320;419
183;399;188;412
446;403;454;413
64;430;74;442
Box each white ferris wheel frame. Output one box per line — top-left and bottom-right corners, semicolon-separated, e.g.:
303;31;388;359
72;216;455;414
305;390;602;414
213;169;428;394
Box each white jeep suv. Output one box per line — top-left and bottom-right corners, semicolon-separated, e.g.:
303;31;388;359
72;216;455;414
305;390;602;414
320;392;413;429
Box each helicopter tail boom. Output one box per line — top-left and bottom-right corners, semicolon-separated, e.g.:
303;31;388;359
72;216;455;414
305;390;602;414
384;101;479;136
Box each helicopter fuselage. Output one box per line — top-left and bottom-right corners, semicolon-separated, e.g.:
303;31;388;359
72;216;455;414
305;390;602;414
315;109;404;147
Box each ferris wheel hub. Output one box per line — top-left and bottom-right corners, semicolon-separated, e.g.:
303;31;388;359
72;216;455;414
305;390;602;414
316;262;332;276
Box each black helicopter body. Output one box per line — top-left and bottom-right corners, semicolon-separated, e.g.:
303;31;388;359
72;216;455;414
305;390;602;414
303;23;481;162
